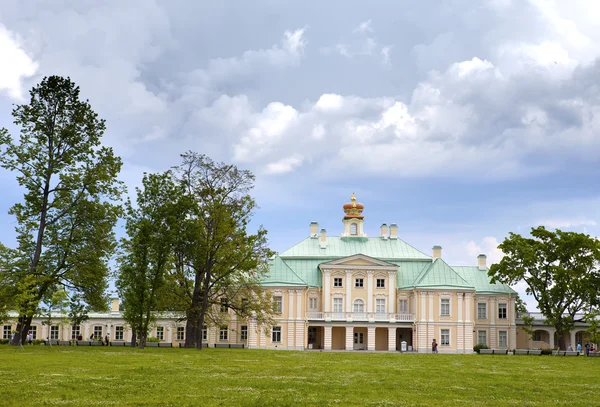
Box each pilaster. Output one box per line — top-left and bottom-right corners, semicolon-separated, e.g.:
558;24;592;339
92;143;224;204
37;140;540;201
388;327;397;351
388;271;396;313
428;292;434;322
324;326;332;350
367;326;376;351
345;326;354;350
367;271;374;312
323;269;331;312
346;270;353;312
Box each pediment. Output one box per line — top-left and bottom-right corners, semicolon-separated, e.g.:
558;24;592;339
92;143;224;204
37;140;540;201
319;254;398;271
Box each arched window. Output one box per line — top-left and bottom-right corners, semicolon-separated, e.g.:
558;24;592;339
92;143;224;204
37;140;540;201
353;299;365;313
350;223;358;235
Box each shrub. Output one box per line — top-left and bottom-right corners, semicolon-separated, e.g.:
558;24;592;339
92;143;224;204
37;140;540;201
473;344;489;354
147;337;160;343
0;339;9;345
540;348;553;355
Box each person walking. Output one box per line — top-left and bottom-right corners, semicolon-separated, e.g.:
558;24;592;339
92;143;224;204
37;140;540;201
577;343;582;354
27;331;33;345
432;339;438;354
585;342;590;356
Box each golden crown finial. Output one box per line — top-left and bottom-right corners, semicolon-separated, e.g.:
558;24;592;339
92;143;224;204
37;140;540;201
351;192;356;207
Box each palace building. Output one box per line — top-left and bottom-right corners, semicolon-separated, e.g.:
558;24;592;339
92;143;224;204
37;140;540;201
4;195;594;351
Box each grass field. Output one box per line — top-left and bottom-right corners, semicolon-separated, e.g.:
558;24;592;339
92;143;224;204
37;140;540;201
0;346;598;406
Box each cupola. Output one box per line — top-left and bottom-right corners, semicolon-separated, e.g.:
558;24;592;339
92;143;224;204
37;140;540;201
342;193;367;238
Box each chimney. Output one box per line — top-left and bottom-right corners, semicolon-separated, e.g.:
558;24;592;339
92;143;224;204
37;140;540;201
478;254;487;270
389;223;398;239
380;224;388;239
310;221;319;237
432;246;442;260
111;298;120;313
320;229;327;248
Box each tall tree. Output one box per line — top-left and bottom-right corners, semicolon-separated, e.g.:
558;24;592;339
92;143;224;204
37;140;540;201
0;76;124;346
68;293;89;339
172;152;275;349
489;226;600;349
116;172;184;349
40;289;69;344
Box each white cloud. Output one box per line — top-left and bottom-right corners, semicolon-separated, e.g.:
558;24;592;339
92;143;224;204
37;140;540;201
0;24;38;100
536;218;597;228
465;236;504;265
354;20;373;34
264;155;303;175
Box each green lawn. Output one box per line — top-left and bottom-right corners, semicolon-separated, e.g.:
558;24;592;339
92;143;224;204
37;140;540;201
0;346;597;406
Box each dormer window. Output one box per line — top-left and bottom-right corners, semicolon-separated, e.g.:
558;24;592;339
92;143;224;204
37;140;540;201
350;223;358;235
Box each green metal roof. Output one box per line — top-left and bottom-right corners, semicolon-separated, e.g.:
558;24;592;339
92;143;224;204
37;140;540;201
389;261;432;289
452;266;517;295
279;237;431;260
412;258;474;289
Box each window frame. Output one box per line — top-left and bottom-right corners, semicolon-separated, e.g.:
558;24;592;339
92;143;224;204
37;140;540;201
115;326;124;341
440;329;450;346
353;299;365;313
93;326;103;340
333;297;343;313
30;326;37;340
219;326;228;341
398;299;409;313
220;298;229;313
333;277;343;288
350;223;358;235
375;298;386;314
354;278;364;288
498;303;507;319
376;278;385;289
240;326;248;341
477;302;487;319
273;295;283;314
2;325;11;340
71;325;80;340
498;330;508;347
440;298;450;316
477;330;487;346
155;326;164;341
309;297;318;310
272;326;282;343
176;327;185;341
202;325;208;341
50;326;59;340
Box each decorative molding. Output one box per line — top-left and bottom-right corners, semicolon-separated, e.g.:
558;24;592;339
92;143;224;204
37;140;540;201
476;296;488;301
439;292;451;297
295;289;303;294
332;293;345;298
374;293;388;299
323;269;332;274
272;290;283;296
288;289;296;294
367;270;374;275
345;270;353;275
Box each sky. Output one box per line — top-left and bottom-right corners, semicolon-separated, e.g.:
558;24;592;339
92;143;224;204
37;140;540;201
1;0;600;311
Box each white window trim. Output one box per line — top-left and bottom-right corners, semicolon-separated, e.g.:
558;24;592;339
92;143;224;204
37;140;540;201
376;278;386;289
498;330;508;348
354;278;364;288
477;302;487;319
477;330;487;346
333;277;344;288
440;328;451;346
440;297;451;317
271;327;282;343
498;302;508;319
375;298;386;314
353;299;365;313
219;327;229;341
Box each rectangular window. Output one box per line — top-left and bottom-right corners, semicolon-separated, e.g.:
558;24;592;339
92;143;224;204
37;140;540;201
156;327;164;341
220;298;229;313
498;331;508;347
376;298;386;314
441;329;450;346
93;326;103;340
478;303;487;319
50;326;59;340
376;278;385;288
2;325;11;339
241;326;248;341
115;326;124;340
441;298;450;316
272;327;281;343
333;277;343;288
309;298;318;310
219;327;228;341
355;278;364;288
498;303;507;319
398;299;409;313
273;296;282;313
30;326;37;340
71;325;80;340
202;326;207;341
333;298;343;313
176;327;185;341
478;330;487;346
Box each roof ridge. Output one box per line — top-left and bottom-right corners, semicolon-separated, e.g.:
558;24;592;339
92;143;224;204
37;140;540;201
280;257;309;286
415;258;473;287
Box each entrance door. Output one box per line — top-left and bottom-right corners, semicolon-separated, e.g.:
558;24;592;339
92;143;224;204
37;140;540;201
308;327;318;349
354;332;365;350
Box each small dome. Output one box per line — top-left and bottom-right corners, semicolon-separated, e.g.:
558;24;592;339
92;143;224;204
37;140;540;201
343;193;364;219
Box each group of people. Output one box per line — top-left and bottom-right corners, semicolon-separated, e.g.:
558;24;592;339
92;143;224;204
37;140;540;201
86;333;111;345
569;342;596;356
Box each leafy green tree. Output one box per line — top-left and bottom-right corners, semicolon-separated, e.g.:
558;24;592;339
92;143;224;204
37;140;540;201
584;311;600;347
489;226;600;349
0;76;124;346
515;296;535;341
116;172;184;349
171;152;275;349
40;289;69;344
68;294;89;339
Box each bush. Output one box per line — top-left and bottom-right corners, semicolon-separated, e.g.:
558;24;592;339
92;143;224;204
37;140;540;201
0;339;9;345
473;344;489;354
146;337;160;343
540;348;553;355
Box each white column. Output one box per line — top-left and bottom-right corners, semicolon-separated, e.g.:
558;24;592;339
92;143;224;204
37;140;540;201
345;270;352;313
428;292;434;322
288;290;295;348
367;326;376;351
367;271;374;312
295;290;304;350
247;319;257;349
570;331;577;349
457;293;464;352
323;269;331;312
388;327;396;351
549;329;555;348
324;326;332;350
490;297;496;324
465;293;472;323
345;326;354;350
509;296;516;325
420;291;427;322
458;293;463;323
388;271;396;313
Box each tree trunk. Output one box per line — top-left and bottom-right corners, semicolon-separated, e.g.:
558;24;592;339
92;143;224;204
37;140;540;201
10;316;32;346
131;331;137;347
139;332;146;349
